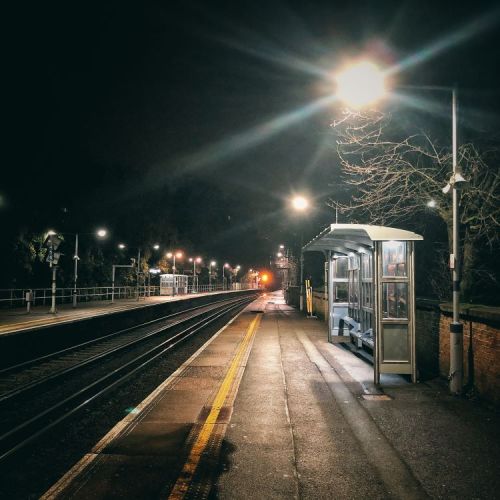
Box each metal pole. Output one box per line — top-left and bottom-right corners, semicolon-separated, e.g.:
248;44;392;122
222;267;225;290
112;265;116;303
136;249;140;300
173;255;176;296
50;265;57;314
299;251;304;311
73;233;79;308
450;87;463;394
209;264;212;290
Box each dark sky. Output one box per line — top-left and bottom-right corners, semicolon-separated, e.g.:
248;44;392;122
4;0;500;268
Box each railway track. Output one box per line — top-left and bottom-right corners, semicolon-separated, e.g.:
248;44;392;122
0;294;254;462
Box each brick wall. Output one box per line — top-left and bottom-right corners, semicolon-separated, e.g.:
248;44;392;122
439;307;500;405
415;300;441;380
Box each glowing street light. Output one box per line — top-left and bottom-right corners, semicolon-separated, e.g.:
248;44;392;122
118;243;126;249
223;263;230;290
153;243;160;250
335;60;386;108
189;256;202;292
166;251;183;295
291;195;310;311
292;195;309;211
209;261;216;290
72;228;107;308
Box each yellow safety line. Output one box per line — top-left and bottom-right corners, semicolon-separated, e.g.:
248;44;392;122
168;313;262;500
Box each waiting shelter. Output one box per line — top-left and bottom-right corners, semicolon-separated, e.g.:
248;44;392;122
302;224;423;384
160;274;189;295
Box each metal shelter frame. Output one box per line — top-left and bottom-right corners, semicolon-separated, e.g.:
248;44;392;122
302;224;423;385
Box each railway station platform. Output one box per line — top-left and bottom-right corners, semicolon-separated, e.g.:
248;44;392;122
0;291;241;336
42;291;500;499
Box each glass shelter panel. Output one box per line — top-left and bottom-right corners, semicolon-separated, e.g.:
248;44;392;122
382;283;408;319
382;241;407;277
335;283;348;302
335;257;348;279
382;324;410;362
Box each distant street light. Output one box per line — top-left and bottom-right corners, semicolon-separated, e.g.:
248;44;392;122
72;228;107;308
209;261;216;290
166;251;183;295
189;256;202;292
335;58;464;394
291;195;310;311
118;243;126;249
153;243;160;250
223;263;230;290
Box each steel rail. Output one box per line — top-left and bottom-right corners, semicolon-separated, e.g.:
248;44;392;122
0;294;246;375
0;296;252;463
0;295;250;403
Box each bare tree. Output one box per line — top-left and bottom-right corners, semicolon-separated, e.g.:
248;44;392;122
331;109;500;300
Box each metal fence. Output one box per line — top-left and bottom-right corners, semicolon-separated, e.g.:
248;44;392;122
0;286;160;309
0;283;258;309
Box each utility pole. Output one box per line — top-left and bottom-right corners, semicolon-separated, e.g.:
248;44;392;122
449;87;463;394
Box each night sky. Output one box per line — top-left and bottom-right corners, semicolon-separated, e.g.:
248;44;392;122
3;0;500;276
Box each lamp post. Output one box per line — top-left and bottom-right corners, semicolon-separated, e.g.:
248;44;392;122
189;257;202;292
223;263;230;290
336;61;463;393
291;195;310;311
72;228;107;308
209;261;216;290
167;251;183;296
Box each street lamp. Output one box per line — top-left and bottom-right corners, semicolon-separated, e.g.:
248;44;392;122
189;256;202;292
223;263;230;290
209;261;216;290
166;251;183;295
336;60;463;394
72;228;107;308
335;60;386;108
292;195;309;211
291;195;310;311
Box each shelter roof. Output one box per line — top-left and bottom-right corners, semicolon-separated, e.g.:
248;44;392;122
303;224;423;254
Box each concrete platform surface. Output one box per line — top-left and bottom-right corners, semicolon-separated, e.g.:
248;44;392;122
42;291;500;499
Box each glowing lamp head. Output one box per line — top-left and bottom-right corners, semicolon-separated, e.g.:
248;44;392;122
336;61;386;108
153;244;160;250
196;257;202;264
224;263;230;268
97;229;107;238
427;199;437;208
261;274;269;282
292;196;309;211
118;243;126;249
210;261;216;266
276;252;283;258
166;252;173;258
175;251;183;259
